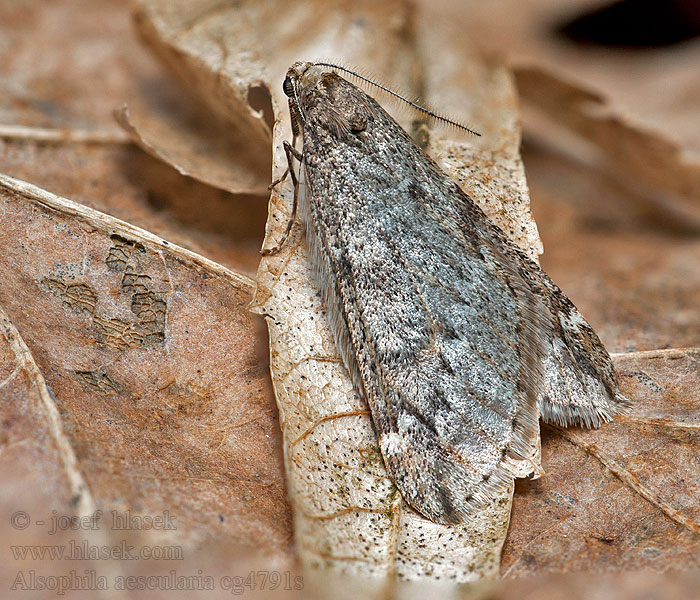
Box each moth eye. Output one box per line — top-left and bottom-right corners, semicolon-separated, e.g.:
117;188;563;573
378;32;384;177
283;76;294;97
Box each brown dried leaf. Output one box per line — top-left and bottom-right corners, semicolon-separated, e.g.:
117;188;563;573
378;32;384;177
0;137;267;278
527;146;700;353
515;68;700;231
0;308;126;590
504;348;700;574
496;143;700;577
115;99;269;196
0;175;292;564
502;134;700;577
442;0;700;227
0;0;155;141
492;570;700;600
132;0;275;148
0;0;267;277
0;308;93;518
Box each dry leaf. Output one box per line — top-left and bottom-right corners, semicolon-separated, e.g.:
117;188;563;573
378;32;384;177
128;0;421;214
493;570;700;600
526;146;700;353
504;349;700;574
0;307;118;591
0;175;292;565
497;143;700;576
0;308;93;518
0;0;154;142
115;94;270;196
0;0;267;278
439;0;700;227
0;137;267;277
3;0;700;596
132;0;275;147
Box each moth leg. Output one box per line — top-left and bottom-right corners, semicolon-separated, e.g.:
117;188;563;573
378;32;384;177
268;166;290;190
262;141;304;256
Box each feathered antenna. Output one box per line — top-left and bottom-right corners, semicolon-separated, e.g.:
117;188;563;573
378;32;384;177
314;61;481;137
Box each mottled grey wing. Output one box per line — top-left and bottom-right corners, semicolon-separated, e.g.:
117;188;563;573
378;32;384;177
300;114;555;524
295;70;628;523
536;274;630;427
471;218;629;428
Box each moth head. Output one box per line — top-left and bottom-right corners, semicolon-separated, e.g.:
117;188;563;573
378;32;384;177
284;62;372;139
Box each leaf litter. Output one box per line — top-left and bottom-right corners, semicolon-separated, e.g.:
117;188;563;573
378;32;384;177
0;0;698;596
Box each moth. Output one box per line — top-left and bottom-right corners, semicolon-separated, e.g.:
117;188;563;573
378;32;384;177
267;61;628;525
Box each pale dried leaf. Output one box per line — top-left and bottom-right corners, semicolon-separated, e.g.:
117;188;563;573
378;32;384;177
130;0;275;183
132;0;275;178
0;174;292;562
239;0;542;585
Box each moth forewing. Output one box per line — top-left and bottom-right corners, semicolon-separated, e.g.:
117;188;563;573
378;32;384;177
280;61;628;524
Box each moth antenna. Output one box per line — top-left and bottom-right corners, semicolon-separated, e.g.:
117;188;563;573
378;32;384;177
314;61;481;137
